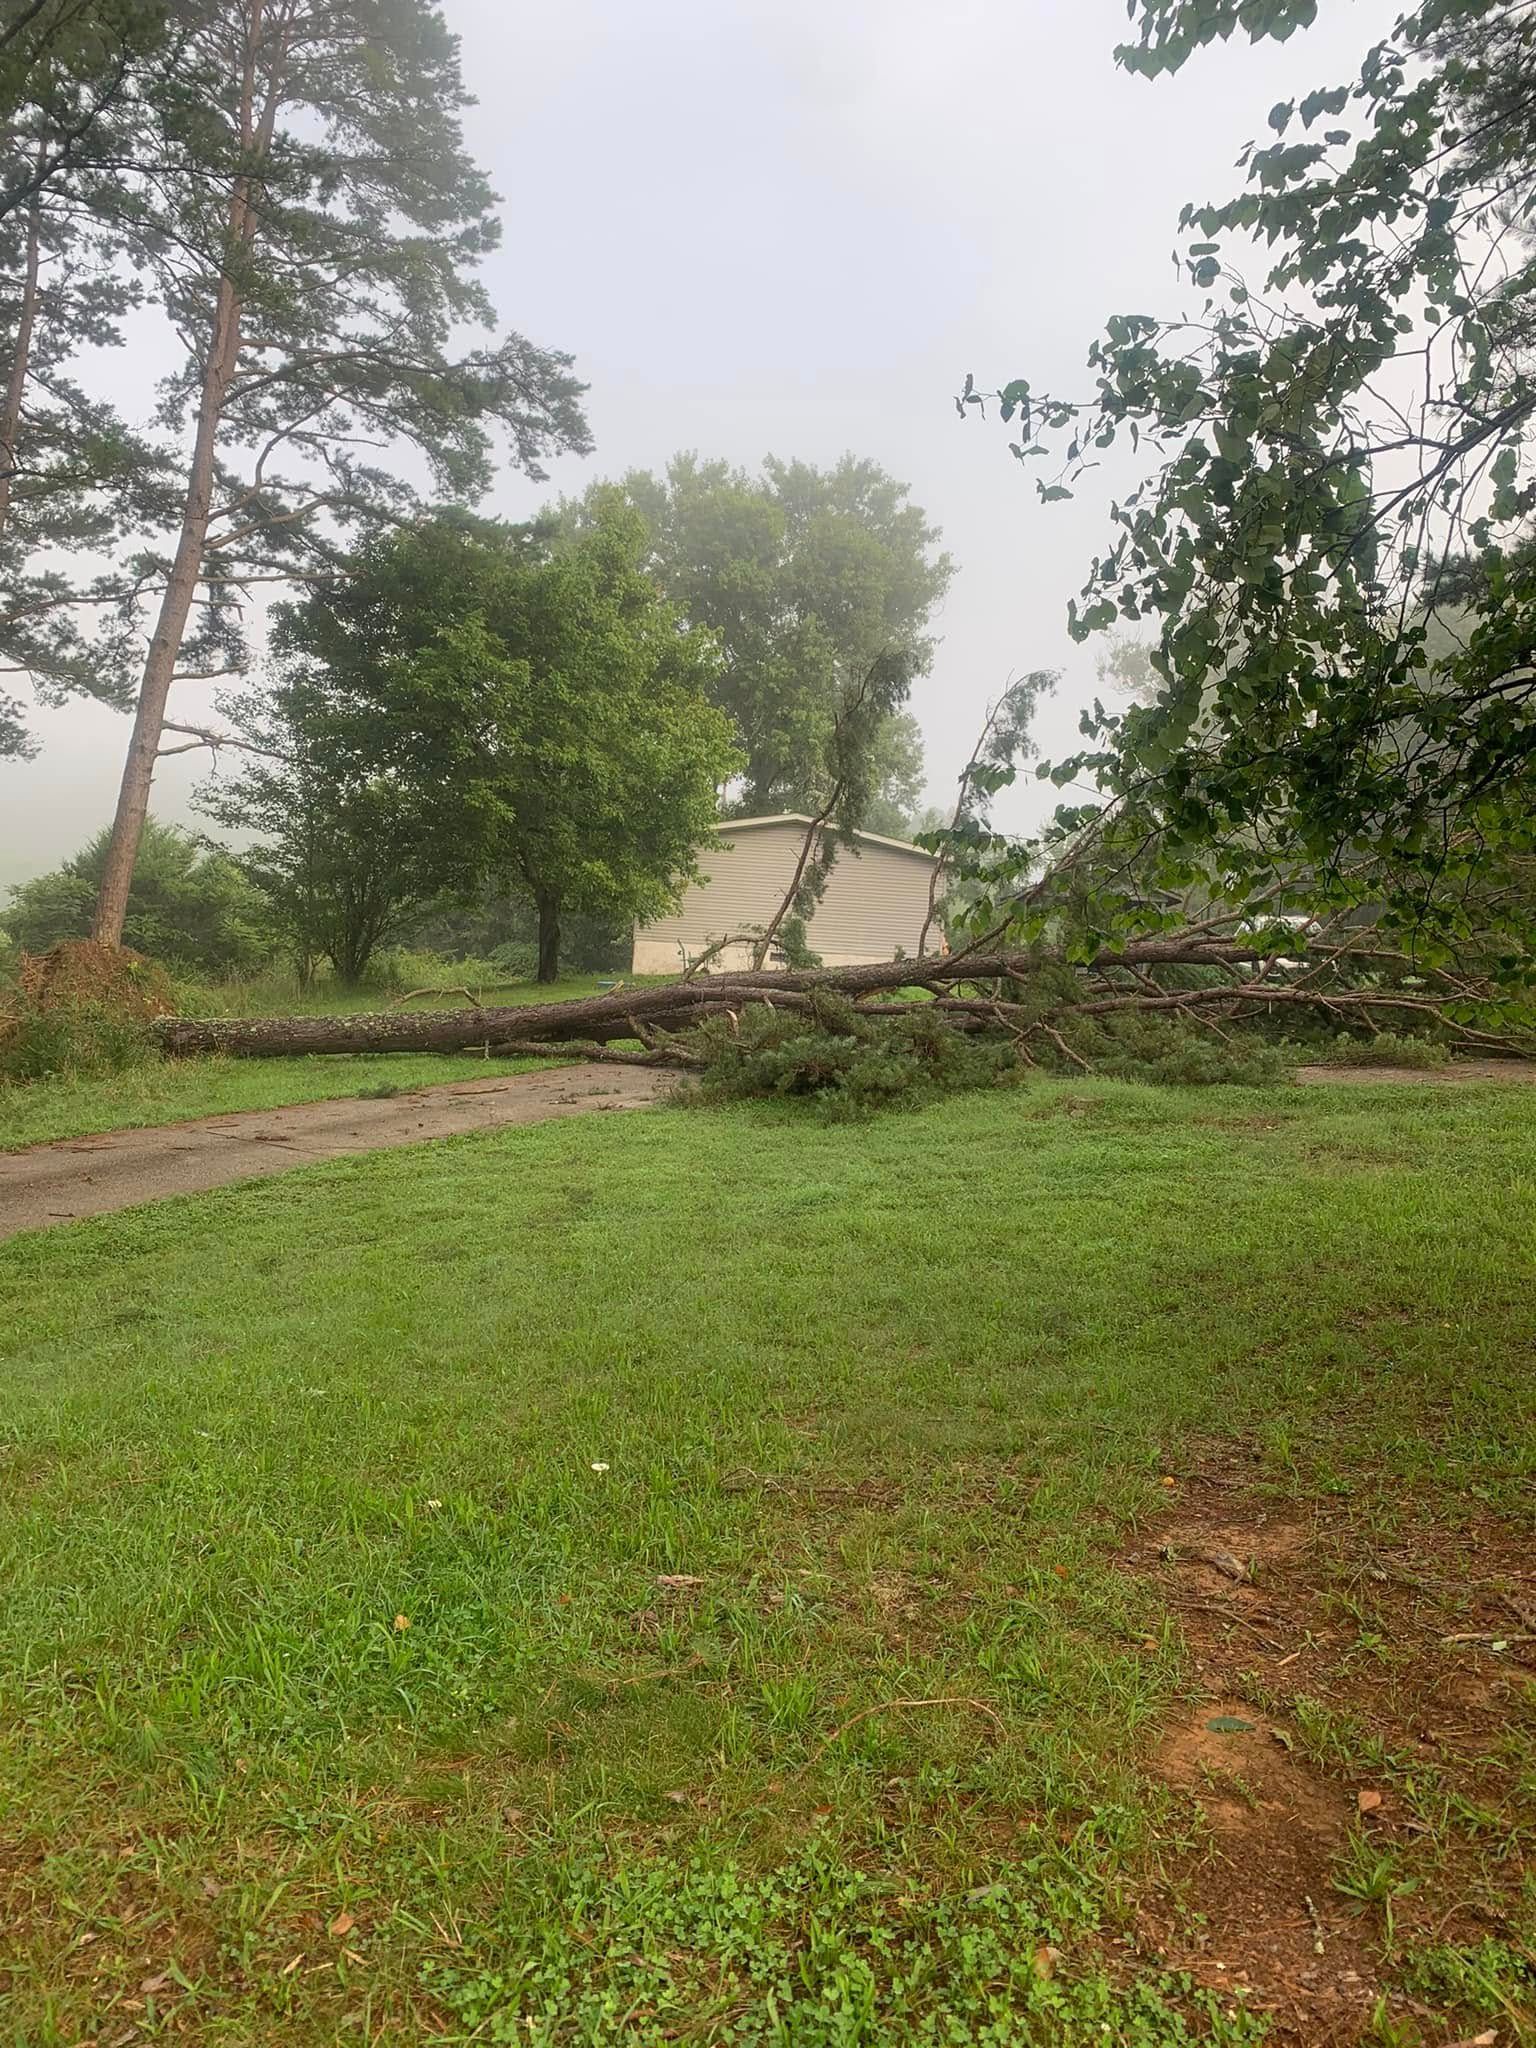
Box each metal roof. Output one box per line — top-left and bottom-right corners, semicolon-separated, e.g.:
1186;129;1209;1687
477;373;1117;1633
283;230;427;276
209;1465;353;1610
714;814;937;862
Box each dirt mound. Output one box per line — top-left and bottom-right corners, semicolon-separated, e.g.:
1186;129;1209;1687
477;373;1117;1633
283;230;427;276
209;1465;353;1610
15;941;175;1021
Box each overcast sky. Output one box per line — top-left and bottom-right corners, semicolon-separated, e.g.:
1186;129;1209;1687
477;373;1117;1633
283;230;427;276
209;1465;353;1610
0;0;1399;889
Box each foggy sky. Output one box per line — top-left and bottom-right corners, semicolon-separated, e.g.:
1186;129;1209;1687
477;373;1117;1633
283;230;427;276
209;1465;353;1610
0;0;1398;889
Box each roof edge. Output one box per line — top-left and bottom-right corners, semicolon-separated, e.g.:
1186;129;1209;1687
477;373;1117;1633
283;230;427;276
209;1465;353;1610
714;814;936;861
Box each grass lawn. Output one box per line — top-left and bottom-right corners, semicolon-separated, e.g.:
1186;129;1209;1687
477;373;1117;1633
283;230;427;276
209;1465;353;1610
0;1080;1533;2044
0;978;622;1150
0;1050;551;1151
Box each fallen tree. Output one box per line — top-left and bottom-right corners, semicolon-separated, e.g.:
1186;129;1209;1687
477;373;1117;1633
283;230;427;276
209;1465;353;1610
152;928;1533;1066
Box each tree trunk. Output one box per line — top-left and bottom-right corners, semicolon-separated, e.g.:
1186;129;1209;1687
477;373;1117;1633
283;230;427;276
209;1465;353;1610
0;164;42;535
535;890;561;984
92;0;282;947
151;939;1265;1058
90;306;239;944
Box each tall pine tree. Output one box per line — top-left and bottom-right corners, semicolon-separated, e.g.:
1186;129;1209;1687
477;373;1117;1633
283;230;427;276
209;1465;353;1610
83;0;590;943
0;0;186;757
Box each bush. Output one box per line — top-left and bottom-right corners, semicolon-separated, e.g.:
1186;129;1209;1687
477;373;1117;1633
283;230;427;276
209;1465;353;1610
403;896;629;974
486;940;538;982
363;948;537;996
2;820;276;975
0;1002;153;1081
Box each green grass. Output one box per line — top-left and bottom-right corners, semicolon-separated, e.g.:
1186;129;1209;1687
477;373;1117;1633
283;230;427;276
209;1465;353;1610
0;1049;553;1150
0;976;627;1150
0;1081;1533;2042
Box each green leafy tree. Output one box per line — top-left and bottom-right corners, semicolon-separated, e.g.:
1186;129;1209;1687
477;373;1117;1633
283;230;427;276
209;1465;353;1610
861;710;928;838
79;0;591;947
0;1;189;757
196;693;430;986
972;0;1536;973
218;505;740;983
2;816;272;971
571;454;951;828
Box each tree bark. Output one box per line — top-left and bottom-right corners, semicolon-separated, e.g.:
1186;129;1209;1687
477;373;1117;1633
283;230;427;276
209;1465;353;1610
535;889;561;984
92;0;285;946
0;161;43;535
151;939;1265;1058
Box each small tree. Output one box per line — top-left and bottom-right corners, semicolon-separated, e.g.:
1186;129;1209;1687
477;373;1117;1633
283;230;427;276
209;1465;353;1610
2;817;273;972
219;504;741;983
196;688;429;986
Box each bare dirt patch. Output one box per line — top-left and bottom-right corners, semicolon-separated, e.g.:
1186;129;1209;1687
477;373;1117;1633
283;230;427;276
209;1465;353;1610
1295;1058;1536;1086
1154;1695;1374;2017
1122;1463;1536;2044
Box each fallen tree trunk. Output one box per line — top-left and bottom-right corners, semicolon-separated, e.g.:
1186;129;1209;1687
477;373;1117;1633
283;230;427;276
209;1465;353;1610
151;943;1249;1058
149;937;1532;1065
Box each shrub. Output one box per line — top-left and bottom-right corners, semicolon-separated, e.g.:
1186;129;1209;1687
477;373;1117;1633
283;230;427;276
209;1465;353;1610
486;940;538;982
2;819;276;975
0;941;170;1081
0;1002;153;1082
363;948;540;997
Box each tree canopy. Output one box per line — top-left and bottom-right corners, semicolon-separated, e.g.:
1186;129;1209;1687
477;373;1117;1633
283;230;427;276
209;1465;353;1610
0;0;592;940
0;0;189;758
195;694;432;987
208;506;740;984
971;0;1536;977
571;454;952;836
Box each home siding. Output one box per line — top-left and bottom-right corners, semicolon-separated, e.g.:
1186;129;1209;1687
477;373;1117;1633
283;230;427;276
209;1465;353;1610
632;822;936;973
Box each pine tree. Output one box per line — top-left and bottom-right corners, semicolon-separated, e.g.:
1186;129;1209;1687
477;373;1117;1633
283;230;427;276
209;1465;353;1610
0;0;185;757
85;0;591;943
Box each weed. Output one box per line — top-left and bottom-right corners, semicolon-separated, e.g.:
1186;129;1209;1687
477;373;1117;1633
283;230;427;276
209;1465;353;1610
427;1849;1268;2045
1333;1833;1419;1942
1396;1937;1536;2033
1363;1998;1427;2047
0;999;154;1081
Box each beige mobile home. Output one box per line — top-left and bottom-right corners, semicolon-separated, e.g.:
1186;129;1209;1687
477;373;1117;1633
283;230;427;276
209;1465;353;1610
632;815;940;974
